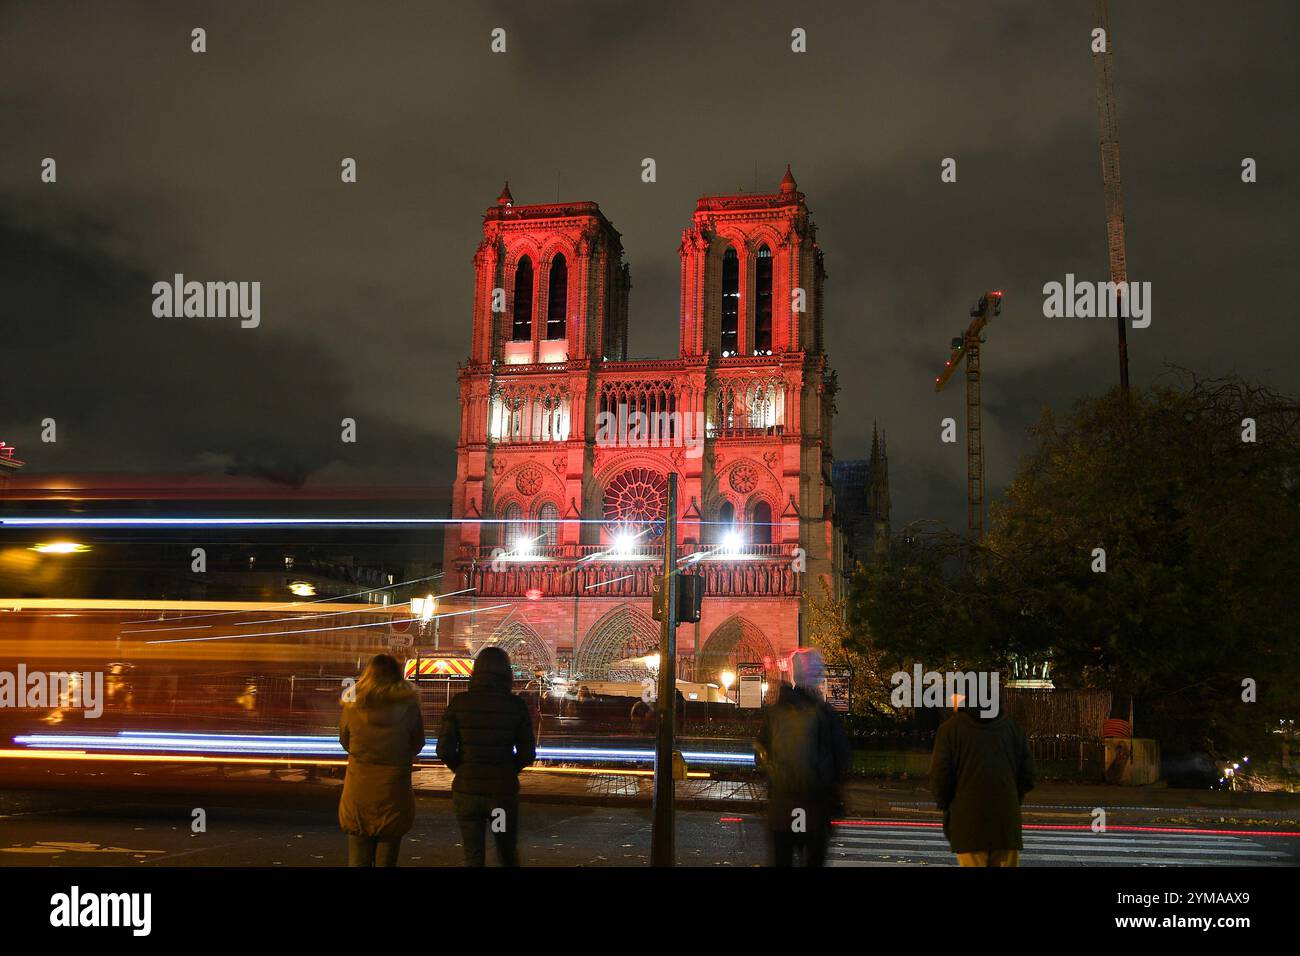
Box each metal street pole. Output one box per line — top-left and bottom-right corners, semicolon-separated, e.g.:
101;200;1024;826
651;474;678;867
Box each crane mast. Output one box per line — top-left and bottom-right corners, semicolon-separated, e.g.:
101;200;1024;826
1093;0;1131;392
935;291;1002;540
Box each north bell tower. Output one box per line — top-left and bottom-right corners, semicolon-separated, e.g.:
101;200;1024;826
469;183;631;366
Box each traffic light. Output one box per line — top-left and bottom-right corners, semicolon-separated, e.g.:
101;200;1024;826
652;573;705;624
677;573;704;623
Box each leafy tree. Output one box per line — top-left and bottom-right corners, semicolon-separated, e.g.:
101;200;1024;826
850;372;1300;765
805;577;895;716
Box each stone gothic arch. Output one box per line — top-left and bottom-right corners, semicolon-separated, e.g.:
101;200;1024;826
474;619;553;674
697;615;777;684
575;603;660;680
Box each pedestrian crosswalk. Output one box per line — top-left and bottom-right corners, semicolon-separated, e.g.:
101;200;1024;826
827;822;1296;867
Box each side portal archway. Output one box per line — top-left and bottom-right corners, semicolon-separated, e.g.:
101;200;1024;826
575;604;660;681
697;615;777;685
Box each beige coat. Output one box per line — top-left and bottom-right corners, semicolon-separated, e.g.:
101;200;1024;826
338;682;425;839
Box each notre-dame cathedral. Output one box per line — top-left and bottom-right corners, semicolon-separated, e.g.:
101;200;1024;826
435;169;887;686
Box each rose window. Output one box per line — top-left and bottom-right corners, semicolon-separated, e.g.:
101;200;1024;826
729;463;758;494
602;468;668;533
515;466;544;497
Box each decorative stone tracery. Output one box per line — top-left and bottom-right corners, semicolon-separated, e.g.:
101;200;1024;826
602;467;668;532
729;463;758;494
515;465;544;496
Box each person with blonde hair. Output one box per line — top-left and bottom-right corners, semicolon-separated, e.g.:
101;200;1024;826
338;654;425;866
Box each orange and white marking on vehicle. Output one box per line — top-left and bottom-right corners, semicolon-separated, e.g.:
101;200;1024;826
404;656;474;679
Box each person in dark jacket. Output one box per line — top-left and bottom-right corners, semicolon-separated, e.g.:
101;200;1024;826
436;646;537;866
929;696;1035;866
338;654;426;867
754;648;850;867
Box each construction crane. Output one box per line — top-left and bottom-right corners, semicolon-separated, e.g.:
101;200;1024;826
935;291;1002;540
1092;0;1130;393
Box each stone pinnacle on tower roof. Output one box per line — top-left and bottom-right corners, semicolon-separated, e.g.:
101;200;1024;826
780;164;797;194
496;181;514;206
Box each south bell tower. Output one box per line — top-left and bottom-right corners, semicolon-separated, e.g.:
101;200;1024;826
678;166;826;358
676;167;840;604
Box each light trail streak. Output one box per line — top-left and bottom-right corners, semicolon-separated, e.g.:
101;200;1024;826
121;604;412;636
122;572;446;625
123;583;475;635
0;749;714;777
0;749;348;767
144;602;513;644
11;731;756;766
584;574;637;589
715;818;1300;839
2;517;636;527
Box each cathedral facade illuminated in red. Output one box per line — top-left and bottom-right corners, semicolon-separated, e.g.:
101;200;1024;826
438;169;858;687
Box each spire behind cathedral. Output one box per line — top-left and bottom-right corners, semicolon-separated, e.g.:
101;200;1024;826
833;422;892;572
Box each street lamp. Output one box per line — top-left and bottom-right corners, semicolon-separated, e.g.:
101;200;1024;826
409;593;439;648
720;670;735;704
30;542;90;554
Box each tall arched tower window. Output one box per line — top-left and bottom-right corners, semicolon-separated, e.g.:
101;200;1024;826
716;500;736;544
503;502;524;549
720;247;739;355
538;502;559;547
751;499;773;545
512;257;534;342
754;246;773;354
546;255;567;340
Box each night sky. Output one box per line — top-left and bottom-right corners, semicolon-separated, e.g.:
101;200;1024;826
3;1;1295;531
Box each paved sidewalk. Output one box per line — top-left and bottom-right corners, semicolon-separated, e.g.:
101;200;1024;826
841;778;1300;827
412;766;763;810
402;766;1300;826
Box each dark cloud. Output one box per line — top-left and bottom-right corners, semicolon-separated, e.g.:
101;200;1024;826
1;1;1295;530
0;208;451;482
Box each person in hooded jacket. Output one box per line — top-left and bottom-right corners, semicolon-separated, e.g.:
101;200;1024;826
929;694;1036;866
338;653;426;866
754;648;850;867
436;646;537;866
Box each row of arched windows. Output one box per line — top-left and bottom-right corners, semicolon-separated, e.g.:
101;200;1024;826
499;497;774;550
488;387;570;443
512;255;568;342
719;245;774;356
715;498;775;545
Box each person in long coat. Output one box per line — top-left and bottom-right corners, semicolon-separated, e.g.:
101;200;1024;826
754;648;851;867
929;699;1036;866
338;654;426;866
